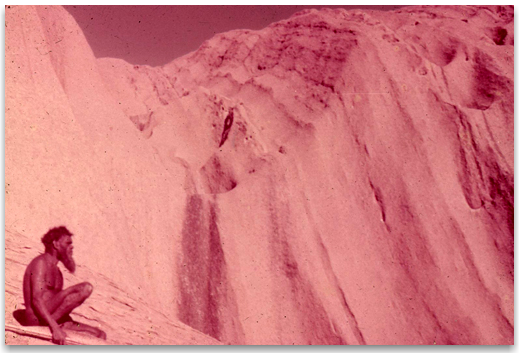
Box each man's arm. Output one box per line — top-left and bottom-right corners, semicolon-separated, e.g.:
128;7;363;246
30;260;67;344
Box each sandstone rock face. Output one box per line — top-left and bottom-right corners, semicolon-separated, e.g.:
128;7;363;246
5;5;513;345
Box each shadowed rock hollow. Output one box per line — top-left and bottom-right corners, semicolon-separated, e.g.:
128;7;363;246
5;5;513;345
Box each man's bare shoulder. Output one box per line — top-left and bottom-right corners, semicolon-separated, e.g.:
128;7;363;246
26;254;52;272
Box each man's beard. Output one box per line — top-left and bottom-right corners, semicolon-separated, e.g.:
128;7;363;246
59;251;76;273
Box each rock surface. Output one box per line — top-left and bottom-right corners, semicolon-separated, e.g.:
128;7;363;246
5;5;513;345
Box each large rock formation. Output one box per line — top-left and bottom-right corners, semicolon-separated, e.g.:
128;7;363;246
5;5;513;345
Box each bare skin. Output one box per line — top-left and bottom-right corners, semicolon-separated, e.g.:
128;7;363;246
19;235;106;344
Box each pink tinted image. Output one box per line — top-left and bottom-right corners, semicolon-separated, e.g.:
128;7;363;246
5;5;513;345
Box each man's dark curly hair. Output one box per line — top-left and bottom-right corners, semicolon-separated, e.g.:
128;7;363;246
41;226;73;252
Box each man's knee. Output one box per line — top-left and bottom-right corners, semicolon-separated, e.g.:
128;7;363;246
79;282;93;299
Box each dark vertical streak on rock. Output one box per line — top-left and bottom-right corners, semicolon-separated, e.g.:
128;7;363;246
446;104;514;275
179;195;208;335
205;204;223;339
370;179;485;344
480;111;510;165
178;195;245;342
440;68;454;100
336;277;366;345
298;188;367;344
445;218;513;339
267;185;346;344
421;304;456;345
454;107;485;209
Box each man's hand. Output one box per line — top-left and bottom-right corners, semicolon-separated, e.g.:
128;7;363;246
51;326;67;345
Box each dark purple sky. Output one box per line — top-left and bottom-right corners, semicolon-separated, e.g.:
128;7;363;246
64;5;403;67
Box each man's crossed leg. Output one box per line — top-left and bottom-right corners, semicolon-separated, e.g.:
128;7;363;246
14;282;106;341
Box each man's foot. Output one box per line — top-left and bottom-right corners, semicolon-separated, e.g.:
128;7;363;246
96;329;107;340
61;320;107;340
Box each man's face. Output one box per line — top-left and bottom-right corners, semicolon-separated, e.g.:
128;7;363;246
56;235;73;256
55;235;76;273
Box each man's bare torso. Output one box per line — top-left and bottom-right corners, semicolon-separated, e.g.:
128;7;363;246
23;254;64;320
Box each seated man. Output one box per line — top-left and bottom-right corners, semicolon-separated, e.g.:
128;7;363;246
14;226;106;345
